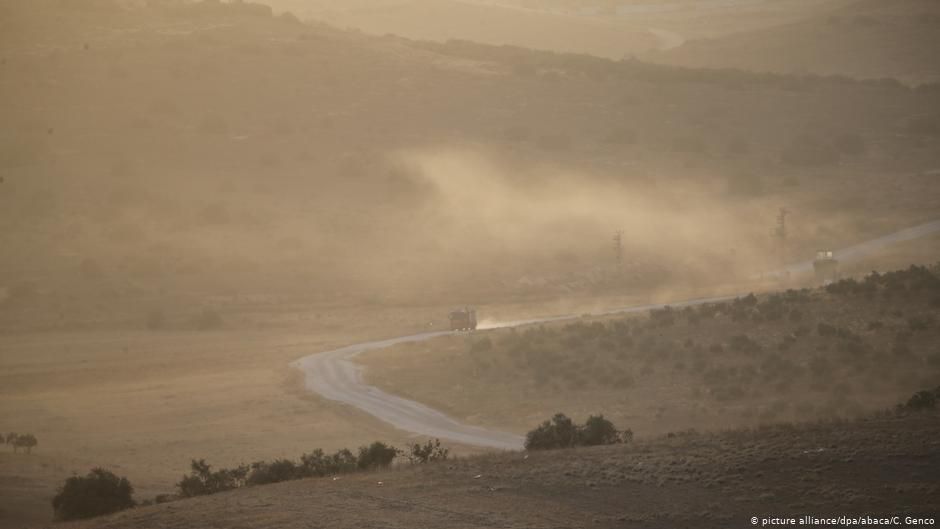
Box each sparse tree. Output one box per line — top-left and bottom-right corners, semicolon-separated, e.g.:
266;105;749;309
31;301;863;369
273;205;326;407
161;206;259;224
357;441;399;470
525;414;629;450
899;386;940;411
177;459;248;498
408;439;449;464
15;433;38;454
247;459;300;486
524;413;579;450
579;415;621;446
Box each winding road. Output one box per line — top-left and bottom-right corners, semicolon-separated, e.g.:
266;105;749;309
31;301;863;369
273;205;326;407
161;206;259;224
293;219;940;450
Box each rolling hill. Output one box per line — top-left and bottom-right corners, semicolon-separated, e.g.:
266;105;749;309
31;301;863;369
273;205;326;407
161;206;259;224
650;0;940;84
2;0;939;332
67;409;940;529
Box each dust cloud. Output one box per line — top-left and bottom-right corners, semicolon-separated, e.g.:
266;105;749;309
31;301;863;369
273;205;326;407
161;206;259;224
2;2;940;528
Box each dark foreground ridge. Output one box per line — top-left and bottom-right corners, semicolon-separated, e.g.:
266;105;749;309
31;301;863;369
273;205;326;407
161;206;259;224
71;410;939;529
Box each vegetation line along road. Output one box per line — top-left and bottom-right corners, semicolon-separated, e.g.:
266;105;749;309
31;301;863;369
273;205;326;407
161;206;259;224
292;219;940;450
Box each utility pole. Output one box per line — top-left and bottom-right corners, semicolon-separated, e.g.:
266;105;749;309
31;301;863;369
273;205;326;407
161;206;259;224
774;207;789;243
774;207;790;274
613;230;624;273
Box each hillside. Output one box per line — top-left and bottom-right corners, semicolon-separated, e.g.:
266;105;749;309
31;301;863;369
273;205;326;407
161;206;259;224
360;265;940;436
2;1;940;333
266;0;851;58
283;0;660;59
69;410;940;529
2;2;940;529
650;0;940;84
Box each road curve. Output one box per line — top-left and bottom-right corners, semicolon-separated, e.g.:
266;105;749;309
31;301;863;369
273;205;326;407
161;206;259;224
293;219;940;450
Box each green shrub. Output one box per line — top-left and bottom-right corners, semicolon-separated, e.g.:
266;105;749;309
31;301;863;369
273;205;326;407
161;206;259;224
247;459;301;486
898;386;940;411
579;415;623;446
177;459;248;498
52;468;135;521
357;442;400;470
300;448;357;476
407;439;450;464
524;413;628;451
524;413;579;450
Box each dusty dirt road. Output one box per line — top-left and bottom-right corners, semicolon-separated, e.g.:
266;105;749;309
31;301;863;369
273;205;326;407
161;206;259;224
293;219;940;449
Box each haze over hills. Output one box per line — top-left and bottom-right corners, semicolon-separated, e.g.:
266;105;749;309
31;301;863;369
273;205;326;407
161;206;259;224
652;0;940;84
1;1;939;528
2;0;939;333
267;0;940;84
272;0;660;59
265;0;853;59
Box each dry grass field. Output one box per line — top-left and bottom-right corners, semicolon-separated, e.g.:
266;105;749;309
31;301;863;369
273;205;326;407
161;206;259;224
0;303;458;527
1;293;695;527
65;411;940;529
359;265;940;436
2;2;939;528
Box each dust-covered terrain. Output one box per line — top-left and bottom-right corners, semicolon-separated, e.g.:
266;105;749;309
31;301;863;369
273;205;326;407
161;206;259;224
653;0;940;85
67;410;940;529
3;0;940;333
360;265;940;436
2;0;940;527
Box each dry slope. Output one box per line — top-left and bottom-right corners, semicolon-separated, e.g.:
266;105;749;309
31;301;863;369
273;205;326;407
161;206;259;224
70;411;940;529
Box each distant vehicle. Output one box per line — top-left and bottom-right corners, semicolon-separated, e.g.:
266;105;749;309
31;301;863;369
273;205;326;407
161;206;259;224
813;250;840;284
448;307;477;331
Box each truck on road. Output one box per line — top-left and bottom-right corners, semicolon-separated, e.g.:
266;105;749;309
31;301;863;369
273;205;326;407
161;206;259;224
448;307;477;331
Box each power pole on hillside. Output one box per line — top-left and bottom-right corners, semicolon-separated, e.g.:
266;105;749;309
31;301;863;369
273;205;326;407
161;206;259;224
774;207;790;274
775;207;789;242
613;230;624;274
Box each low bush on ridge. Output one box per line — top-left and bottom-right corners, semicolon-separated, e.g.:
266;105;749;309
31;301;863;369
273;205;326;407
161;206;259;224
525;413;631;450
177;439;449;498
52;468;135;521
898;386;940;412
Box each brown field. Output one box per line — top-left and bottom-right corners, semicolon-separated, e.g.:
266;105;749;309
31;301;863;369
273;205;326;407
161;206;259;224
359;265;940;436
2;1;940;528
1;293;702;527
0;303;454;527
66;411;940;529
